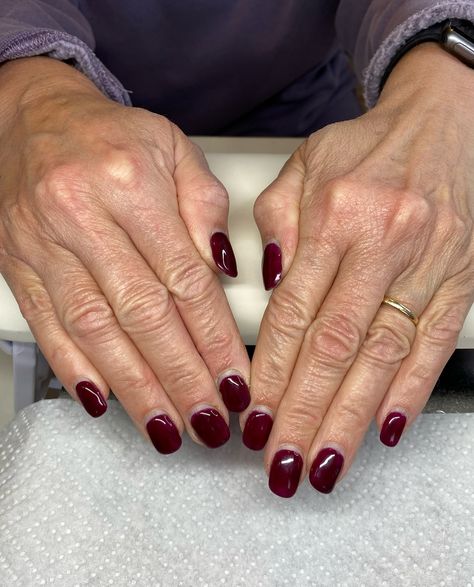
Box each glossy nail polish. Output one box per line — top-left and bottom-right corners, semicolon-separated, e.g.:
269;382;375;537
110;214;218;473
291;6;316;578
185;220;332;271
380;412;407;447
146;414;182;455
309;447;344;494
242;411;273;450
268;449;303;498
191;408;230;448
219;374;250;412
75;381;107;418
210;232;238;277
262;242;282;290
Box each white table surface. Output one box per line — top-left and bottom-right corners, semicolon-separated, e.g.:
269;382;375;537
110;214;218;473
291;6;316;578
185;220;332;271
1;136;474;348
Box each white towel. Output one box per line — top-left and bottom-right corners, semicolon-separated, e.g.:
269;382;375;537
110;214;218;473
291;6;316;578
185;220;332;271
0;399;473;586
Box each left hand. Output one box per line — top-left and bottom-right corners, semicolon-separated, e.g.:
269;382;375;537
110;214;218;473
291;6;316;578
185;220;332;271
243;43;474;497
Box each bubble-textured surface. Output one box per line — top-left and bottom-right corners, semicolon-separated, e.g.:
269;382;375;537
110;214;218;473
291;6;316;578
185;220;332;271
0;399;473;586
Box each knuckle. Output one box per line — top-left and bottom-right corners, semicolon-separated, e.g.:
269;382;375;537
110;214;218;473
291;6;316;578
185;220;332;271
253;191;268;225
336;399;366;431
100;148;144;191
63;294;116;340
16;287;52;324
384;191;432;238
282;393;326;437
166;365;205;400
265;286;312;342
305;311;361;369
190;178;228;208
34;165;92;227
252;348;291;403
421;305;465;348
113;366;157;397
164;252;215;304
361;322;412;366
35;164;83;207
199;325;235;367
116;281;173;336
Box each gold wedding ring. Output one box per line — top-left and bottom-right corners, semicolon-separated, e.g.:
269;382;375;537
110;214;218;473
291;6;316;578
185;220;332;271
382;296;419;327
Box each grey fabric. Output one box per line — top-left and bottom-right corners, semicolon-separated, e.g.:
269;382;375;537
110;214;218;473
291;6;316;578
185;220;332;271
359;2;474;107
0;1;473;133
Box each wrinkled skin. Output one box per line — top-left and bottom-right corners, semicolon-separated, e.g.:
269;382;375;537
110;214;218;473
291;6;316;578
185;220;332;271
246;44;474;494
0;57;249;446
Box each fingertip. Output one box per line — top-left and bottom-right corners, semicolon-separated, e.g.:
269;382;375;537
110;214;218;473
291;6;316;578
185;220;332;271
262;241;282;290
210;231;238;277
379;410;407;447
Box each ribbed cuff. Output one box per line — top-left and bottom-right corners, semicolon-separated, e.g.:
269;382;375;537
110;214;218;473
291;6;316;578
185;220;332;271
0;28;132;106
364;2;474;108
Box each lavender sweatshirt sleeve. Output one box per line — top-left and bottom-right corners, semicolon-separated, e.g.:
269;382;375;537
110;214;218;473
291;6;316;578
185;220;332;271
0;0;130;105
336;0;474;108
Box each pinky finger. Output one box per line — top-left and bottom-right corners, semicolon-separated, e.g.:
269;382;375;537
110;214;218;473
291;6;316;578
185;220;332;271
376;279;474;447
3;262;110;418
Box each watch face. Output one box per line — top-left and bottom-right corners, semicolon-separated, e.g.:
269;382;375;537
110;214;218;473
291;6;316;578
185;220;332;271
445;28;474;67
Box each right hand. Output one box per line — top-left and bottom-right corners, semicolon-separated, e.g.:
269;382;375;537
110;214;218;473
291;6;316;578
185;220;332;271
0;57;250;453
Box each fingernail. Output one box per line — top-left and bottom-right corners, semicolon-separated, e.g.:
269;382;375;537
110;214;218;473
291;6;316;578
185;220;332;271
219;374;250;412
309;447;344;494
191;407;230;448
380;412;407;447
210;232;238;277
242;410;273;450
75;380;107;418
146;414;182;455
262;242;282;290
268;449;303;498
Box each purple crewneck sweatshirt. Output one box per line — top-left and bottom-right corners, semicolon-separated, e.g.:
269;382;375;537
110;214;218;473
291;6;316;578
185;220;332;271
1;1;474;136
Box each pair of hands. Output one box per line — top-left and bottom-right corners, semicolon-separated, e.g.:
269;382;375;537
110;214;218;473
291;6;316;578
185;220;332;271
1;45;473;498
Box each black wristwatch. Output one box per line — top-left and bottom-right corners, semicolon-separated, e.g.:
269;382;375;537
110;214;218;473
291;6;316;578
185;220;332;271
380;19;474;92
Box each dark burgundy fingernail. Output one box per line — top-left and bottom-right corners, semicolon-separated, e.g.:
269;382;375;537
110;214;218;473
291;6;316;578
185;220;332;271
309;447;344;494
191;408;230;448
146;414;182;454
268;449;303;498
380;412;407;447
210;232;237;277
242;410;273;450
75;380;107;418
219;374;250;412
262;242;282;290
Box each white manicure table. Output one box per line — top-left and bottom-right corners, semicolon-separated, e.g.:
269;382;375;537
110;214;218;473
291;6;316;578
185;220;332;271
1;137;474;413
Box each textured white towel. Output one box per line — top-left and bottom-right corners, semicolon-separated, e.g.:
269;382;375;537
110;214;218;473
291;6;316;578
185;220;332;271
0;399;473;586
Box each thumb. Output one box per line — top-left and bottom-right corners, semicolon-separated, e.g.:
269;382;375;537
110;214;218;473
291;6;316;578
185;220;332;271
173;129;237;277
253;145;305;290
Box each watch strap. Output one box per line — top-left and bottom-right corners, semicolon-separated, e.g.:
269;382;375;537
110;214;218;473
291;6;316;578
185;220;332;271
379;18;474;92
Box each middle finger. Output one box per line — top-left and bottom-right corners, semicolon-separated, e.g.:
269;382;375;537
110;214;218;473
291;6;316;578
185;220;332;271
264;252;394;497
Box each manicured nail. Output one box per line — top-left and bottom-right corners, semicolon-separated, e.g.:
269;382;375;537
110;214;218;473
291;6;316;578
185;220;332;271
309;447;344;494
242;410;273;450
262;242;282;290
191;407;230;448
219;374;250;412
210;232;238;277
380;412;407;447
268;449;303;498
146;414;182;455
75;380;107;418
